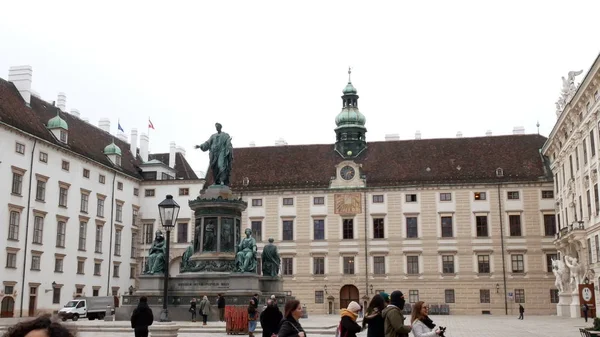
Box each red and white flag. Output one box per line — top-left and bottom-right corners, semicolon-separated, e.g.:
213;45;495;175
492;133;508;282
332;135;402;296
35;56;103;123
148;119;155;130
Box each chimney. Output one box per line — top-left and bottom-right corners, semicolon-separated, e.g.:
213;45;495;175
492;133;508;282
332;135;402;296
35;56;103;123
98;118;111;133
117;132;128;142
70;109;80;118
385;133;400;141
8;65;33;105
169;142;176;168
415;130;422;140
140;133;149;162
176;145;186;157
513;126;525;135
130;128;138;157
249;141;256;147
57;92;67;111
456;131;463;138
82;117;90;123
274;138;288;146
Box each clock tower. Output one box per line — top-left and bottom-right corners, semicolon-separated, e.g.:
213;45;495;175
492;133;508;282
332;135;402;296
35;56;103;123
334;68;367;159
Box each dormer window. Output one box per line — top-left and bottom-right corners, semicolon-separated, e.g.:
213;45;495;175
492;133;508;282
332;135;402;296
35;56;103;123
60;130;67;142
116;156;121;166
103;141;122;167
47;111;69;143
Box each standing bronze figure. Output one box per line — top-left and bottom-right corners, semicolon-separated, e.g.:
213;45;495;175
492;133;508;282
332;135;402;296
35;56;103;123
195;123;233;186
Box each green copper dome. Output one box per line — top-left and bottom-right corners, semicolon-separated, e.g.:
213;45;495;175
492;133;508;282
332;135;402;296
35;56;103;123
335;107;366;127
103;142;122;156
342;82;357;95
47;112;68;130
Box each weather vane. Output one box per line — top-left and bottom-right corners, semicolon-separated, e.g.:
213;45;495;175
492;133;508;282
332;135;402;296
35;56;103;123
348;66;352;83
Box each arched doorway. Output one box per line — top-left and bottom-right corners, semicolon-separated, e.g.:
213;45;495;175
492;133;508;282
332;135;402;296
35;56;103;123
1;297;15;318
340;285;359;309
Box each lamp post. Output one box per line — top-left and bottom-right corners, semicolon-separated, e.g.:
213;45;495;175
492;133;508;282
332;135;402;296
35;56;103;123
158;195;180;322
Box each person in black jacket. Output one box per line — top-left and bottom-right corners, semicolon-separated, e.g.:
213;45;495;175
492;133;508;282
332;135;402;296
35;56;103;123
339;301;362;337
363;294;386;337
131;296;154;337
217;294;226;322
260;299;283;337
189;298;197;322
277;299;306;337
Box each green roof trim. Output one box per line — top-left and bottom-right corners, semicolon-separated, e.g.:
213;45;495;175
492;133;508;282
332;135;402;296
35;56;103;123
47;111;68;130
103;141;122;156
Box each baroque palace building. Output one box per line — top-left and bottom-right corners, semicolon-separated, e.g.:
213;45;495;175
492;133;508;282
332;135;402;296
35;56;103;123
204;73;560;315
542;52;600;317
0;66;204;318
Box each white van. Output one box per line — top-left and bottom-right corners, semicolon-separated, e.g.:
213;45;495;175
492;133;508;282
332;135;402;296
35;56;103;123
58;296;115;321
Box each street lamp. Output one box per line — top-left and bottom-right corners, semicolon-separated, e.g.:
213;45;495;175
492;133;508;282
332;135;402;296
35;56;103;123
158;195;180;322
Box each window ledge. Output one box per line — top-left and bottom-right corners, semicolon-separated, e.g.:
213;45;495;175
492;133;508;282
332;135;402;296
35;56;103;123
11;193;22;197
35;199;45;203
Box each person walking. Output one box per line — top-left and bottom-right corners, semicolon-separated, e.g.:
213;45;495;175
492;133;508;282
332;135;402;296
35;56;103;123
199;295;210;326
410;301;441;337
248;299;258;337
131;296;154;337
382;290;412;337
218;294;226;322
339;301;363;337
189;298;197;322
277;299;306;337
260;299;283;337
583;303;589;322
518;304;524;320
380;292;391;306
363;294;386;337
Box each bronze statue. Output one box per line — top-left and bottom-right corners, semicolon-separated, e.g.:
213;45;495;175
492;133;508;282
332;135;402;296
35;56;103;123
144;230;166;274
203;220;216;251
261;238;280;277
195;123;233;186
234;228;257;273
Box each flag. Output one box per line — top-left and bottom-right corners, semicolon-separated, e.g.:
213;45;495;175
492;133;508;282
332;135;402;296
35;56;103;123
148;119;155;130
118;121;124;133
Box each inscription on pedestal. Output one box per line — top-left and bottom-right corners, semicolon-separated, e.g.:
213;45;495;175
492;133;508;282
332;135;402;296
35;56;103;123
174;281;230;289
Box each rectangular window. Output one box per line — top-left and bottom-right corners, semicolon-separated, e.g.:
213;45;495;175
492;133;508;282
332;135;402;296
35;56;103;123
83;169;90;178
80;193;89;213
576;146;580;170
313;219;325;240
54;258;63;272
79;221;87;251
15;142;25;154
474;192;486;200
441;216;453;237
251;199;263;207
116;203;123;222
282;197;294;206
12;172;23;195
113;264;120;277
61;160;69;171
282;220;294;241
480;289;490;303
93;289;99;296
511;254;524;273
6;253;17;268
595;184;600;216
515;289;525;303
99;174;105;184
569;155;575;179
407;256;419;274
315;290;324;304
178;188;189;196
56;221;66;248
132;208;138;226
97;198;104;217
588;190;593;219
509;215;522;236
177;223;188;243
439;193;452;201
550;289;559;304
282;258;293;275
251;221;262;242
541;190;554;199
372;195;384;203
442;255;454;274
596;235;600;262
343;256;355;274
94;225;102;253
445;289;455;303
476;215;488;237
405;194;417;202
343;219;354;239
36;180;46;201
114;229;122;256
406;217;418;238
39;152;48;163
117;182;123;191
544;215;556;236
133;188;139;196
143;224;154;244
77;261;85;274
313;257;325;275
478;255;490;273
409;290;419;303
58;187;68;207
313;196;325;205
52;287;61;304
591;130;597;157
33;216;43;244
131;233;136;258
31;255;41;270
8;211;20;240
60;130;67;142
374;256;386;275
130;266;136;279
507;191;520;200
94;262;101;276
584;139;589;164
145;189;155;197
373;218;385;239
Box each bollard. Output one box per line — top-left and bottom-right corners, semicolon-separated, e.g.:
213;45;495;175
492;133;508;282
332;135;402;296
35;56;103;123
301;304;308;319
149;322;180;337
104;305;112;321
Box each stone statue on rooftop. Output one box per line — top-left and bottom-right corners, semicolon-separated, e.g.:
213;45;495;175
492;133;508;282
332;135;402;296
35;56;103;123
195;123;233;186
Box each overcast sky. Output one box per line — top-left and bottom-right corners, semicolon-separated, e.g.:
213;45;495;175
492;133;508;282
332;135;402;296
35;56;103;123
1;0;599;175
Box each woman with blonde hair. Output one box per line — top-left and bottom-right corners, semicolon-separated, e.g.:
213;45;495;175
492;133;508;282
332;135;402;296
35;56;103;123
199;295;210;326
410;301;440;337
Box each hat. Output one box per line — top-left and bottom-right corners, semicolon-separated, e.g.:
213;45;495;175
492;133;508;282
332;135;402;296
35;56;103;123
379;292;390;302
390;291;405;307
347;301;361;314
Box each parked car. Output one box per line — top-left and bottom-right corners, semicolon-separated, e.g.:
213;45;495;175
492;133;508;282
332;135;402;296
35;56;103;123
58;296;115;321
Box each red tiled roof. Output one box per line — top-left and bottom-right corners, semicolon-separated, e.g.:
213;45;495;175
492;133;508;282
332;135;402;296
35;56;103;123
210;134;551;191
149;153;199;180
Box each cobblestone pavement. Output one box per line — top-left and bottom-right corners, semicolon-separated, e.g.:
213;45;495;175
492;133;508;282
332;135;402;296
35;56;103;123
0;314;592;336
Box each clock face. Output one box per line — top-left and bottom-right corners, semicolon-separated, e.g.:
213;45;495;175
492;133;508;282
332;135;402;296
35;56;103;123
340;166;355;180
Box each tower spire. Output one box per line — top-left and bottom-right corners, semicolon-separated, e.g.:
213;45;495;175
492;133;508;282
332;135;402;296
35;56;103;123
348;66;352;83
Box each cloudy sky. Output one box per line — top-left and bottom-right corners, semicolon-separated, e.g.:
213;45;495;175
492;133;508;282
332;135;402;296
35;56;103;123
1;0;599;174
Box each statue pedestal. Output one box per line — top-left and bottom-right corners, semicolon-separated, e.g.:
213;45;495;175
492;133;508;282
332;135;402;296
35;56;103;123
569;291;582;318
260;276;284;293
556;293;572;317
138;274;165;296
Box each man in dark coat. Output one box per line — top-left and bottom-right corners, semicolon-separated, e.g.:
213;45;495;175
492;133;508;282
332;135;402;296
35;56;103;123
382;290;411;337
518;304;524;320
260;299;283;337
218;294;226;322
131;296;154;337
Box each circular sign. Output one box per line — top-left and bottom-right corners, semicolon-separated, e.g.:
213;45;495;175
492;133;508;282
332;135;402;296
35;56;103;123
583;288;593;302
